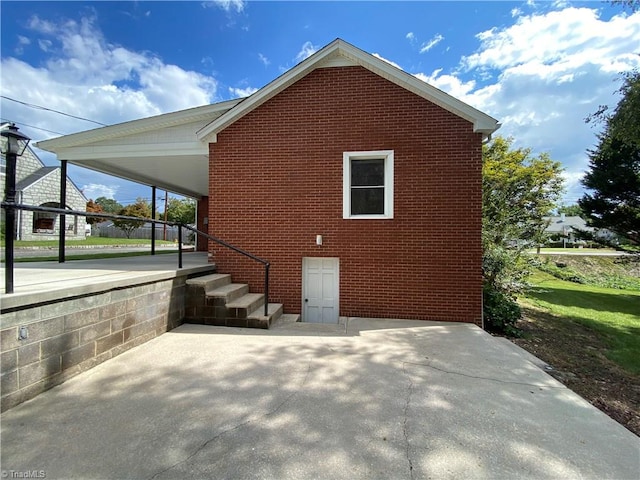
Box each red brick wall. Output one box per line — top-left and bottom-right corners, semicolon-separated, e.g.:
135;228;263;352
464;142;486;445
196;196;208;252
208;66;483;324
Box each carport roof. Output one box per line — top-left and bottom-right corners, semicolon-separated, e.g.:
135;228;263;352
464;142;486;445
36;99;243;198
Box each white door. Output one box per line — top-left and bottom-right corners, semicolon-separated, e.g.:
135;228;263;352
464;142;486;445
302;257;339;324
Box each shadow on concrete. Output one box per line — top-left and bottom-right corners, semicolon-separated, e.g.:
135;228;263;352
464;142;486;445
1;321;638;479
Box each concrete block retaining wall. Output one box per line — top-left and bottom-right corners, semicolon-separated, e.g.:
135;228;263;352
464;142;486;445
1;277;187;412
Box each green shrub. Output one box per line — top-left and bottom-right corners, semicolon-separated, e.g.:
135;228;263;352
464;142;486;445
483;285;522;336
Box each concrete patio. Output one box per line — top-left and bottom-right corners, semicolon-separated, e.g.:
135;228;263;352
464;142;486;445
1;318;638;480
0;252;211;309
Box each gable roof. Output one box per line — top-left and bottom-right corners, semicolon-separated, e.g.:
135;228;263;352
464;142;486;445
544;216;593;233
197;38;500;142
16;166;57;191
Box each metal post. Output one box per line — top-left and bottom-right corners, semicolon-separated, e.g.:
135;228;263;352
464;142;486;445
4;151;17;293
163;190;168;241
264;263;270;316
151;186;156;255
58;160;67;263
177;224;183;269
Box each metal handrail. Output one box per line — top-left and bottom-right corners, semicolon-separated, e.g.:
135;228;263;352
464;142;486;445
1;202;271;316
182;224;270;316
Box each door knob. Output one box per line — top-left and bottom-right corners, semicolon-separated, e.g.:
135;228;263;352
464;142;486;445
304;298;308;302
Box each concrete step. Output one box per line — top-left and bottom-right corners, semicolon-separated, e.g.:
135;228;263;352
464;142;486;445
205;283;249;306
186;273;231;291
225;293;265;320
271;313;301;329
247;303;284;329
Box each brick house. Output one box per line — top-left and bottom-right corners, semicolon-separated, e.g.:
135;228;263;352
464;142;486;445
37;39;499;325
1;145;87;241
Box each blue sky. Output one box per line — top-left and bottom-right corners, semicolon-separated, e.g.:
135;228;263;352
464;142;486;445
1;1;639;206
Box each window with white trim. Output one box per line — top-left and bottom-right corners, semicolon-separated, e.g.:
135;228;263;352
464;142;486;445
343;150;394;219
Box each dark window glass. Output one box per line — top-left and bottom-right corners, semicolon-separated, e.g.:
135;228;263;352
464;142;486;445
350;157;385;215
351;159;384;187
351;187;384;215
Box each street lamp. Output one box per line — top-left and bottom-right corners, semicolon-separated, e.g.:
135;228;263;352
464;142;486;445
2;123;31;293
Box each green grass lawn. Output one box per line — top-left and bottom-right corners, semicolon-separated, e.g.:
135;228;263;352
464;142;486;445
4;237;176;248
524;270;640;374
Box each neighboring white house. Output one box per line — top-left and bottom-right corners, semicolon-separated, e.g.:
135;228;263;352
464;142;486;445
1;146;87;241
542;214;621;247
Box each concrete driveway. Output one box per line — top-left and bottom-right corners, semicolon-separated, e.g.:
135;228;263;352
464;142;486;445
1;319;638;479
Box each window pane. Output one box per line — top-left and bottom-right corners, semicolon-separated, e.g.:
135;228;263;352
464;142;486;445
351;187;384;215
351;159;384;186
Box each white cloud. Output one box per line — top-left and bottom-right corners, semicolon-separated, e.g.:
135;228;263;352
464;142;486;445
416;7;640;203
0;14;218;141
561;168;586;205
295;41;318;62
419;34;444;53
81;183;118;200
38;39;52;52
203;0;246;13
228;86;258;98
406;32;415;43
372;53;402;70
14;35;31;55
464;8;639;72
258;53;270;66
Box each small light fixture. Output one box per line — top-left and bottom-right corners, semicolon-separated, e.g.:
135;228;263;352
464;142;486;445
0;123;31;157
316;234;323;246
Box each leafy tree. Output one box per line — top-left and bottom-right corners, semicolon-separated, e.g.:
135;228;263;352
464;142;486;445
85;199;104;225
95;196;123;214
113;198;151;239
579;71;640;246
482;136;564;334
557;204;584;218
483;137;564;248
165;197;196;225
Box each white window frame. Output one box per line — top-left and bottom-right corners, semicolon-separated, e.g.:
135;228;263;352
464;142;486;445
343;150;394;219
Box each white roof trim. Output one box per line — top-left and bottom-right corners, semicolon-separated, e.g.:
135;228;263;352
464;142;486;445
53;142;208;161
197;38;499;142
36;98;243;151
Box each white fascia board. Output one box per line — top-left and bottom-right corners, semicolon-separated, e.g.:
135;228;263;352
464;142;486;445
337;43;500;135
36;99;241;151
197;38;499;142
54;142;208;161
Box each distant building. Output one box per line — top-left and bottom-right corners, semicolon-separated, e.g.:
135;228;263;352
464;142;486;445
543;214;616;247
1;145;87;241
